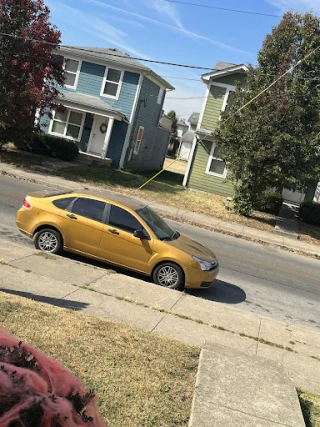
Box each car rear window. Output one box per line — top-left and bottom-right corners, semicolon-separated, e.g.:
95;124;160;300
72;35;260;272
52;197;75;210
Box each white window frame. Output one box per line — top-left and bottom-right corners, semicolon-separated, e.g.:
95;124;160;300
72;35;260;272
49;109;85;142
205;142;227;178
100;67;124;100
133;126;144;155
63;57;82;90
157;87;164;104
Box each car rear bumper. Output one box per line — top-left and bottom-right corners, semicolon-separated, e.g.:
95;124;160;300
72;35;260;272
184;264;219;289
16;209;36;238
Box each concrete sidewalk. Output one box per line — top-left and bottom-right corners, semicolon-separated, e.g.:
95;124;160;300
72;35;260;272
1;240;320;397
1;161;319;257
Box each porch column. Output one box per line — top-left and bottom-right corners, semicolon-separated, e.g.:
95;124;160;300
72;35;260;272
101;118;114;159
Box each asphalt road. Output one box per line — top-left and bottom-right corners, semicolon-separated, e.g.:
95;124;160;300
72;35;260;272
1;173;320;331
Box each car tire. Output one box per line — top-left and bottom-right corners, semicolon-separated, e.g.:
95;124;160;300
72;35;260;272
34;228;63;255
153;262;184;290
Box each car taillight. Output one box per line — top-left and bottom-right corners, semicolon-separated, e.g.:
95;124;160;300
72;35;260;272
22;197;32;209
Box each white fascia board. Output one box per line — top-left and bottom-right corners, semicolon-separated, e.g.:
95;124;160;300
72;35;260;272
58;100;123;121
202;65;249;82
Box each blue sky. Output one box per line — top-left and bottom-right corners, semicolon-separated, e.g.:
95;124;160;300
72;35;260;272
46;0;320;119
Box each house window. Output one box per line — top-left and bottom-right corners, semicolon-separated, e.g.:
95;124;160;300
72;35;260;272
157;87;164;104
64;58;81;89
133;126;144;155
50;110;84;142
205;142;227;178
101;67;123;99
223;90;235;113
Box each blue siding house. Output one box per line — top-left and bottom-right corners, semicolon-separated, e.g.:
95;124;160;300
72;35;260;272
39;46;174;170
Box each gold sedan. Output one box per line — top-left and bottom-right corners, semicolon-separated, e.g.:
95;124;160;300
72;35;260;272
16;189;219;290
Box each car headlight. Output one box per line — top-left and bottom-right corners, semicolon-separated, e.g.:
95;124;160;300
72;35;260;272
192;256;217;271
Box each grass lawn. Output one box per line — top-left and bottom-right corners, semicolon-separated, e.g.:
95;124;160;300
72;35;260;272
1;147;319;244
299;389;320;427
0;292;199;427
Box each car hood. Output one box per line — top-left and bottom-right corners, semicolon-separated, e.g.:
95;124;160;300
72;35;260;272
166;233;216;261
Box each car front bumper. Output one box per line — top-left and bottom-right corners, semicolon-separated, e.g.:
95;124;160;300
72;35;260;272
184;264;219;289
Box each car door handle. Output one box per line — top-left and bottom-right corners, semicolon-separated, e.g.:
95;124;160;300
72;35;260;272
66;213;77;220
108;228;119;235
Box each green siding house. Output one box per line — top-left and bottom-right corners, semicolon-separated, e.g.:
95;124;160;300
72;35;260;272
183;62;248;196
183;61;320;204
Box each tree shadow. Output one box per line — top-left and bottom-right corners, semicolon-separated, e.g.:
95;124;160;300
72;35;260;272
0;288;88;311
186;279;246;304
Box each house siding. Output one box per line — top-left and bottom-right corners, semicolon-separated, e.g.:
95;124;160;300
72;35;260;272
201;86;226;131
214;73;247;86
188;140;234;196
125;77;170;170
106;121;128;167
63;61;140;119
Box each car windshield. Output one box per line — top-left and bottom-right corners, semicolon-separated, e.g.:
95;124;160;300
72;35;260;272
136;206;178;241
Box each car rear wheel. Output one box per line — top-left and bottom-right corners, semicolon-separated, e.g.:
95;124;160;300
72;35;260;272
153;262;184;290
34;228;62;254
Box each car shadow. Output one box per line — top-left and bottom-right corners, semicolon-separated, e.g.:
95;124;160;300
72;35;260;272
186;279;246;304
62;253;246;304
63;251;154;282
0;288;89;311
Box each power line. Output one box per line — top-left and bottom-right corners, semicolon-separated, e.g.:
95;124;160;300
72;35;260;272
0;31;216;71
164;0;281;18
2;31;320;86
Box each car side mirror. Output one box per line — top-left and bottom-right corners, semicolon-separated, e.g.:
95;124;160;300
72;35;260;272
134;229;150;240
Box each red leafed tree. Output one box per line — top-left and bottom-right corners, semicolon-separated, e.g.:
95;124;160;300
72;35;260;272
0;0;64;146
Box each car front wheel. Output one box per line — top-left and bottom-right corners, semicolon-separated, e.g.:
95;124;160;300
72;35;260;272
153;262;184;290
34;228;62;254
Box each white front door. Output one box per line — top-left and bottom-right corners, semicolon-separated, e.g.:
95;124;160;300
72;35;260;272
88;116;109;155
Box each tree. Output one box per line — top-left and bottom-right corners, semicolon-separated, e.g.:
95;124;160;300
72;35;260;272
167;110;179;157
214;12;320;215
0;0;64;146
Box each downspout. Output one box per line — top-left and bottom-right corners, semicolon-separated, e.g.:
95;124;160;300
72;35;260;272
119;74;144;169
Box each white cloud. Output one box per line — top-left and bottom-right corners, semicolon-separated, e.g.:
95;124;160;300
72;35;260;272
144;0;184;29
87;0;253;56
267;0;320;13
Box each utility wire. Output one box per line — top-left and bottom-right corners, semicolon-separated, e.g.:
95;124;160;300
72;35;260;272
164;0;281;18
0;31;216;71
222;46;320;124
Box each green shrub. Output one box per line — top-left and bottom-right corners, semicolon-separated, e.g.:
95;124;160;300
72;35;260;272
256;190;283;215
300;201;320;226
23;132;79;162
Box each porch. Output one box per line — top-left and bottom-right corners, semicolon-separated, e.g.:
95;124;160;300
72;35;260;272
52;91;126;161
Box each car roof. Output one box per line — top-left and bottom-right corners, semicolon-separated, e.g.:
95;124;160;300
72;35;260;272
72;189;147;211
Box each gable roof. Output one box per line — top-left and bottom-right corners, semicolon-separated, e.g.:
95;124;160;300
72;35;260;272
201;61;248;82
57;46;174;90
188;112;200;125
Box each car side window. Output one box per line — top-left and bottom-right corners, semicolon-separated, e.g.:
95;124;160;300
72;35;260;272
72;198;106;222
52;197;75;210
108;205;142;233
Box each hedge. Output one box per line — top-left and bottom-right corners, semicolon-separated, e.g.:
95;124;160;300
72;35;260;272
21;132;79;162
256;190;283;215
300;201;320;226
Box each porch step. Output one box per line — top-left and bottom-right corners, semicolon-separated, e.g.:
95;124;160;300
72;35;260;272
74;152;113;167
